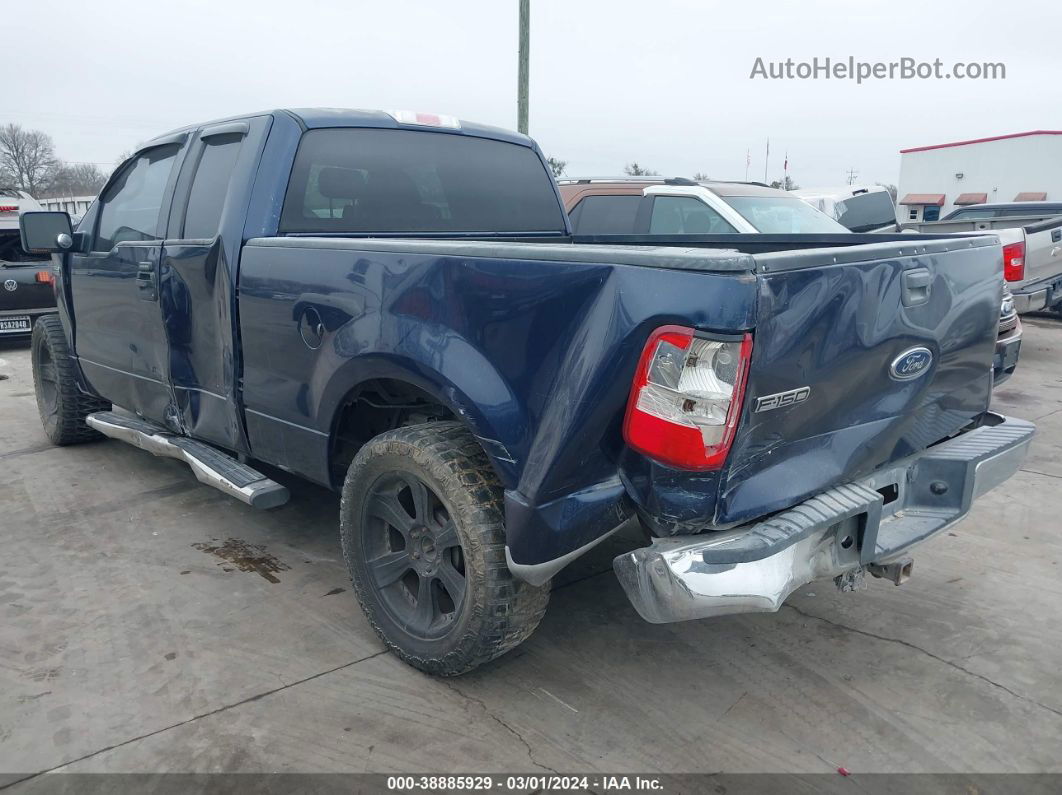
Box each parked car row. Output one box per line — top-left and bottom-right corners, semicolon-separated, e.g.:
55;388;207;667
902;205;1062;315
18;109;1034;675
561;177;850;235
559;177;1023;386
792;185;1062;317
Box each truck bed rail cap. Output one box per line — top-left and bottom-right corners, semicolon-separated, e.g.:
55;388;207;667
247;237;756;273
753;234;1001;273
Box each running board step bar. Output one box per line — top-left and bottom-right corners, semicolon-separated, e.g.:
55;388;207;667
85;411;289;509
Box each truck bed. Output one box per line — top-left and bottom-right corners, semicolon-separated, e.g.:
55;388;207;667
239;231;1000;573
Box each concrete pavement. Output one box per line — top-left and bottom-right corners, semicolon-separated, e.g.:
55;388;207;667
1;319;1060;781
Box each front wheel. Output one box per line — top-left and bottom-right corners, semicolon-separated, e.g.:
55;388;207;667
31;315;110;445
340;421;550;676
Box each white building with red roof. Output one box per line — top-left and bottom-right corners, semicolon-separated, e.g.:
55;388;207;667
896;130;1062;222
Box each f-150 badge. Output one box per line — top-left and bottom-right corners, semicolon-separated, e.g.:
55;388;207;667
754;386;811;413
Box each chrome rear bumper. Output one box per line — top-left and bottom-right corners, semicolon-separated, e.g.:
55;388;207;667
1012;288;1048;313
613;413;1034;624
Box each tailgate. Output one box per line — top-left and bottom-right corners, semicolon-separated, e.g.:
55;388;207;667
1022;216;1062;288
718;236;1000;525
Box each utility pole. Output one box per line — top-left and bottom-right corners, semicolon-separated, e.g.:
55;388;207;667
517;0;530;134
846;167;858;185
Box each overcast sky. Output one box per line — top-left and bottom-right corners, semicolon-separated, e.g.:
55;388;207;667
7;0;1060;188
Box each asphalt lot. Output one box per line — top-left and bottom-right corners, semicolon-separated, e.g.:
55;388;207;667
1;318;1061;782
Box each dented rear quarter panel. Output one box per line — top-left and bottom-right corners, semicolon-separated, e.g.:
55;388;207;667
235;241;759;567
237;234;1001;570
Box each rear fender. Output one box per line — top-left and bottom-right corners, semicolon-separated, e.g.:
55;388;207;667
318;350;526;489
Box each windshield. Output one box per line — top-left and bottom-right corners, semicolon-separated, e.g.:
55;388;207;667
725;196;850;233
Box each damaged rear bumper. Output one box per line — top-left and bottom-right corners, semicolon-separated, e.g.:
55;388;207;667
613;412;1034;623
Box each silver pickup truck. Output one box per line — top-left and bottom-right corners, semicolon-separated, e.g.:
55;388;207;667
902;203;1062;314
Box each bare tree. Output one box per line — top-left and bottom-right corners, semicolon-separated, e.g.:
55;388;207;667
876;182;898;202
45;162;109;198
624;162;658;177
0;124;59;196
693;172;711;181
769;176;800;191
546;156;567;178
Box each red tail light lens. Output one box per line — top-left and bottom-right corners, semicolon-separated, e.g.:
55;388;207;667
623;326;753;470
36;270;55;285
1002;242;1025;282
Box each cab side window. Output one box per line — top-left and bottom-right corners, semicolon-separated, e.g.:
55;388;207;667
569;195;641;235
93;145;180;251
182;133;243;239
649;196;737;234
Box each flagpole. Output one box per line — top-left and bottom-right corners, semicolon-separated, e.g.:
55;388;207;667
764;138;769;184
745;149;750;182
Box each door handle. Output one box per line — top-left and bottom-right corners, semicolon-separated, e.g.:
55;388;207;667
901;268;931;307
136;261;157;301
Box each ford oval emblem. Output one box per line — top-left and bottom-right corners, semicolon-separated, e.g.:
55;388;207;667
890;347;933;380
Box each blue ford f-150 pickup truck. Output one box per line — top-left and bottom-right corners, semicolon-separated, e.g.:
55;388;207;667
19;108;1034;675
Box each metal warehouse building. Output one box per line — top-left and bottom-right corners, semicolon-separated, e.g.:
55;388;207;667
896;130;1062;222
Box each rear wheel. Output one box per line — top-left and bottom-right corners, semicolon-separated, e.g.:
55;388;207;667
340;421;550;676
31;315;110;445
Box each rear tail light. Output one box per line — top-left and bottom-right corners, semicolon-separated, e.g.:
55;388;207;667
623;326;753;470
1002;242;1025;282
36;270;54;285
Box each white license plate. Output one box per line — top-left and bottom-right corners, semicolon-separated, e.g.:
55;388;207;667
0;316;31;333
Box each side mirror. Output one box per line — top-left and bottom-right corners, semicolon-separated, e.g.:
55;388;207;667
19;211;74;254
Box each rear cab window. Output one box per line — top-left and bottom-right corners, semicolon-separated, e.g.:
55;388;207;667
999;206;1062;218
279;128;565;234
946;208;998;221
